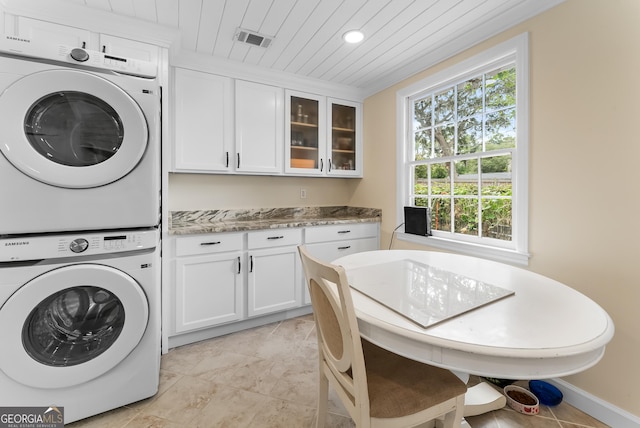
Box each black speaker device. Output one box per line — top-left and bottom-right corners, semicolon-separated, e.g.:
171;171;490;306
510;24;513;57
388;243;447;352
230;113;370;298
404;206;432;236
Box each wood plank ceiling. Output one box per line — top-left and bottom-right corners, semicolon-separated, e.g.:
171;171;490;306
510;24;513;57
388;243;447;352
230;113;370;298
65;0;563;94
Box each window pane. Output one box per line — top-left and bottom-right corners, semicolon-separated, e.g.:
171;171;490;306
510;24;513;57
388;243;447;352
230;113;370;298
482;198;512;241
453;173;478;197
414;197;429;207
431;198;451;232
457;115;482;154
430;163;450;196
480;155;512;196
454;198;479;236
414;97;432;128
485;66;516;111
434;88;455;124
485;108;516;149
457;78;483;118
414;166;428;195
434;124;455;157
414;130;431;160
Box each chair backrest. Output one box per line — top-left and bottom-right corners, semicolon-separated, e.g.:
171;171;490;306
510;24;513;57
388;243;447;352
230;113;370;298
298;245;370;419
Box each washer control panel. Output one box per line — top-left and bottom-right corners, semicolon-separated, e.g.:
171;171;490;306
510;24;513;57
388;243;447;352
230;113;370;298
0;35;157;78
0;229;158;262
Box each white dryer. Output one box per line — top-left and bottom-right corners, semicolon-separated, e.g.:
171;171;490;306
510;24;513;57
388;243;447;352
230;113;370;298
0;37;160;235
0;228;160;424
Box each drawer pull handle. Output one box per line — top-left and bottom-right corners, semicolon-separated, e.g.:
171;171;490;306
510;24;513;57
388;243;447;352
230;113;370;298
337;230;351;234
338;246;351;250
267;236;284;240
200;241;221;246
250;255;254;272
237;256;241;274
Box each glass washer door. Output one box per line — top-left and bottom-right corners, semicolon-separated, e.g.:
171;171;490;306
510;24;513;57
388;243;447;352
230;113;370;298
0;69;148;188
0;264;149;389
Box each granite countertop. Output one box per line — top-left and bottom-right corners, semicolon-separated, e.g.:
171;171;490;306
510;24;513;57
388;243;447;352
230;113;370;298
169;206;381;235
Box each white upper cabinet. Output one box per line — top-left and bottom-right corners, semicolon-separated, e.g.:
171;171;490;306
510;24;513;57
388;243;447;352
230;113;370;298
285;92;362;177
235;80;284;174
171;69;361;177
173;68;234;172
15;17;159;63
327;98;362;177
285;90;326;175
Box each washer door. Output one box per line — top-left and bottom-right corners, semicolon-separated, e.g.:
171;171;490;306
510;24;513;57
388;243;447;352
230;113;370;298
0;264;149;389
0;69;148;188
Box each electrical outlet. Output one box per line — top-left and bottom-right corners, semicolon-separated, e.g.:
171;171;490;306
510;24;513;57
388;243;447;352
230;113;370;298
300;188;307;199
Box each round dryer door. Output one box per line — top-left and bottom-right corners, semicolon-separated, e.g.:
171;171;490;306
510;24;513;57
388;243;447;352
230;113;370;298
0;69;148;188
0;264;149;389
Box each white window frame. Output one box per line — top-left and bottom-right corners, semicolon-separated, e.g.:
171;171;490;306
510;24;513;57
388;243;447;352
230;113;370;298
396;33;530;265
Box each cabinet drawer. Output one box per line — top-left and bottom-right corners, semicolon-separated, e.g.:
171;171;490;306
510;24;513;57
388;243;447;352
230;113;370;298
247;228;302;249
175;233;243;256
305;223;378;244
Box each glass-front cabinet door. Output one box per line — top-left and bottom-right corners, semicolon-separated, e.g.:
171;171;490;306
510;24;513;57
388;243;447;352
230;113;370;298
285;91;326;175
328;98;362;177
285;92;362;177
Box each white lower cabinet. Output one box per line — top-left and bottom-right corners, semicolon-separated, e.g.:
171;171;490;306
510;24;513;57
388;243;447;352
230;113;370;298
247;229;302;317
170;223;378;344
173;233;244;333
303;223;379;304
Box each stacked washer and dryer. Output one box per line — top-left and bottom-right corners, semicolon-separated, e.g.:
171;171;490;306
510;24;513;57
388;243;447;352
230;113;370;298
0;36;162;423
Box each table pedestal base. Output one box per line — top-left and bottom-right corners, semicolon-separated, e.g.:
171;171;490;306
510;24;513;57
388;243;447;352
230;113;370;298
464;381;506;417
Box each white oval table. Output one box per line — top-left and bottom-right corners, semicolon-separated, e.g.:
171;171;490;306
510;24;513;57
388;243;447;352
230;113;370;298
333;250;614;423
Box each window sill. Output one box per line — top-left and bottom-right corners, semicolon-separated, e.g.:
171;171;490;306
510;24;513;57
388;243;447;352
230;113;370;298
396;232;530;266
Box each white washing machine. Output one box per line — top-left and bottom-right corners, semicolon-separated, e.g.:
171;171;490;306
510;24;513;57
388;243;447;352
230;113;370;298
0;228;160;424
0;37;161;235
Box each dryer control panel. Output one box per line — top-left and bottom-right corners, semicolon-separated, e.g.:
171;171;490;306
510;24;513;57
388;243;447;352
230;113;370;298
0;229;158;262
0;35;157;78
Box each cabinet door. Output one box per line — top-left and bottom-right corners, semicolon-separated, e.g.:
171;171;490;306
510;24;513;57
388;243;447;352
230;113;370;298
327;98;362;177
235;80;283;174
17;17;94;48
247;246;301;317
174;252;243;333
99;34;159;63
285;90;326;175
173;68;234;172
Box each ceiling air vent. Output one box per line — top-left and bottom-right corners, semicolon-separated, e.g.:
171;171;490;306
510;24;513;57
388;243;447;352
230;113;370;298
234;28;273;48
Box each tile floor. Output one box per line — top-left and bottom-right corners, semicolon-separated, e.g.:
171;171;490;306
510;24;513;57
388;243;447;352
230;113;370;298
69;315;609;427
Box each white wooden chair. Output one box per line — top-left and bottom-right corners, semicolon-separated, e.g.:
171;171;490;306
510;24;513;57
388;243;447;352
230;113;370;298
298;245;467;428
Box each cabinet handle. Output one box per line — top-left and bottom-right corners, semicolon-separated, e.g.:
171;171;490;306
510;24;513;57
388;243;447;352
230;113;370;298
338;246;351;250
237;256;241;274
200;241;221;246
225;151;229;168
267;236;284;240
237;153;240;168
328;159;332;172
250;255;254;272
320;158;324;172
102;45;106;53
82;41;86;49
337;230;351;234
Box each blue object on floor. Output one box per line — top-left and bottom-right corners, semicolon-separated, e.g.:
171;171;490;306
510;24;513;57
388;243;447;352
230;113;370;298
529;380;563;406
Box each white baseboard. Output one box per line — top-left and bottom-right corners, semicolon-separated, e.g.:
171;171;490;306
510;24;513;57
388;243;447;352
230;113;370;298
547;379;640;428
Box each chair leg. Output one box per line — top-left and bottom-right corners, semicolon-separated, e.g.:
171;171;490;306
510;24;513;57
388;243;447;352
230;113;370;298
440;395;465;428
316;372;329;428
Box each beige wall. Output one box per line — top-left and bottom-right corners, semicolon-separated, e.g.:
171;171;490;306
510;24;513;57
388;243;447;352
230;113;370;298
355;0;640;417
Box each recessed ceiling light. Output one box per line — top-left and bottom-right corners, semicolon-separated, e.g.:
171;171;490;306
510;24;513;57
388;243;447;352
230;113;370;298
343;30;364;44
